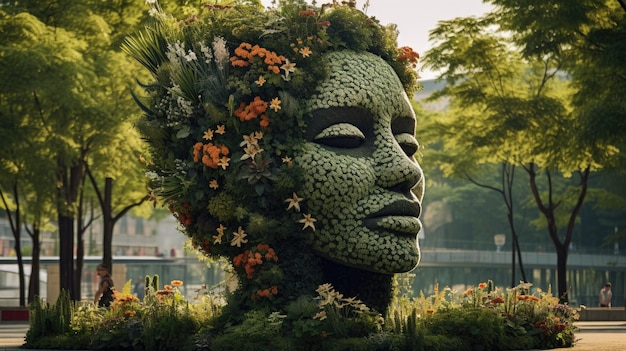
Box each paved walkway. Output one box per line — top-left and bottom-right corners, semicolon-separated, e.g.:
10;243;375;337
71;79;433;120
0;321;624;350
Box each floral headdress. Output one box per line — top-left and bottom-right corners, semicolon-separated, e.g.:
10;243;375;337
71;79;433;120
123;0;419;308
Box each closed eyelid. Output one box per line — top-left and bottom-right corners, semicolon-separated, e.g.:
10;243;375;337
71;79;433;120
305;107;373;141
315;123;365;148
314;123;365;140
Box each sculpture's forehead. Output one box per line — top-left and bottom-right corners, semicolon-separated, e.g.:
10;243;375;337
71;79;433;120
306;51;414;120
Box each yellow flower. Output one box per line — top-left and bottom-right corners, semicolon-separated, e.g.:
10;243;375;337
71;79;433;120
270;97;281;112
203;128;214;140
240;144;264;161
280;58;296;80
284;192;303;212
253;131;264;140
231;226;248;247
281;156;293;167
299;213;317;231
216;224;226;236
209;179;219;189
218;156;230;170
313;310;327;320
255;75;266;86
215;125;226;134
213;231;224;244
240;133;260;147
299;46;312;58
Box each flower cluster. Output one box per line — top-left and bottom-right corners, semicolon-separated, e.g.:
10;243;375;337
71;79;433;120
155;279;184;303
33;277;579;350
313;283;373;320
438;280;578;348
233;243;280;299
397;46;420;68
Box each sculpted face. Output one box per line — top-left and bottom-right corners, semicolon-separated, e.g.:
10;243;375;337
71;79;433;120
296;50;424;273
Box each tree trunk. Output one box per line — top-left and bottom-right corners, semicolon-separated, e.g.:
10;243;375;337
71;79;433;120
28;225;41;304
103;178;114;272
6;184;26;306
74;183;88;302
74;214;85;301
58;214;74;299
527;164;590;303
57;160;85;301
556;243;569;302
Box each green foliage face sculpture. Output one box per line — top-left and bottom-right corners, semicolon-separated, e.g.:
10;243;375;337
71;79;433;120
299;50;423;273
124;0;423;312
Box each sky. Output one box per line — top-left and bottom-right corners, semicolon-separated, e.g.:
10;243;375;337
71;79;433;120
261;0;492;79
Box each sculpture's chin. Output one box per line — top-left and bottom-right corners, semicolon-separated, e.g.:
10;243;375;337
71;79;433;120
314;240;420;275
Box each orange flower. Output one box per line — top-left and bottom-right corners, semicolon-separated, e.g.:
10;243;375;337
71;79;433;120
245;264;255;279
229;58;249;67
171;280;183;287
462;287;474;297
517;295;540;302
478;282;487;289
193;142;203;162
195;142;230;169
234;96;268;121
233;42;252;59
397;46;420;68
260;115;269;127
265;248;277;262
233;253;245;267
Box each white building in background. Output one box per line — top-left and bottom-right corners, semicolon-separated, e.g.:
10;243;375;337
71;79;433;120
0;213;186;259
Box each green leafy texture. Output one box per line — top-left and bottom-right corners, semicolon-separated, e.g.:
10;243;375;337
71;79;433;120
486;0;626;146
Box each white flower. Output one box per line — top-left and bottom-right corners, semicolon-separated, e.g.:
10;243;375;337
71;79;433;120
280;59;296;80
184;50;197;62
213;37;229;71
199;42;213;63
145;171;159;180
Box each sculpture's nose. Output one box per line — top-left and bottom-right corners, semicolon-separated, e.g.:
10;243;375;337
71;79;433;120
374;138;424;200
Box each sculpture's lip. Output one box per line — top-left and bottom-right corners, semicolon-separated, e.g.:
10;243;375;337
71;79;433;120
363;200;422;237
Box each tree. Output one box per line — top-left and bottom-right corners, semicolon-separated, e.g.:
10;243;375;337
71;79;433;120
1;0;153;300
487;0;626;146
422;11;619;301
85;124;150;272
0;10;76;305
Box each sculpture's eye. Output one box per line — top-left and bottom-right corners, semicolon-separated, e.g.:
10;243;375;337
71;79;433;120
314;123;365;149
395;133;419;158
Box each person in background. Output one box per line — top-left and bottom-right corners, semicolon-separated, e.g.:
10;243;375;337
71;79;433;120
134;277;145;301
94;263;115;307
599;282;613;307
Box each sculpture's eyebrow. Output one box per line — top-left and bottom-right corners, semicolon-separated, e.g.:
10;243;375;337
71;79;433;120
391;116;416;135
306;106;374;141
